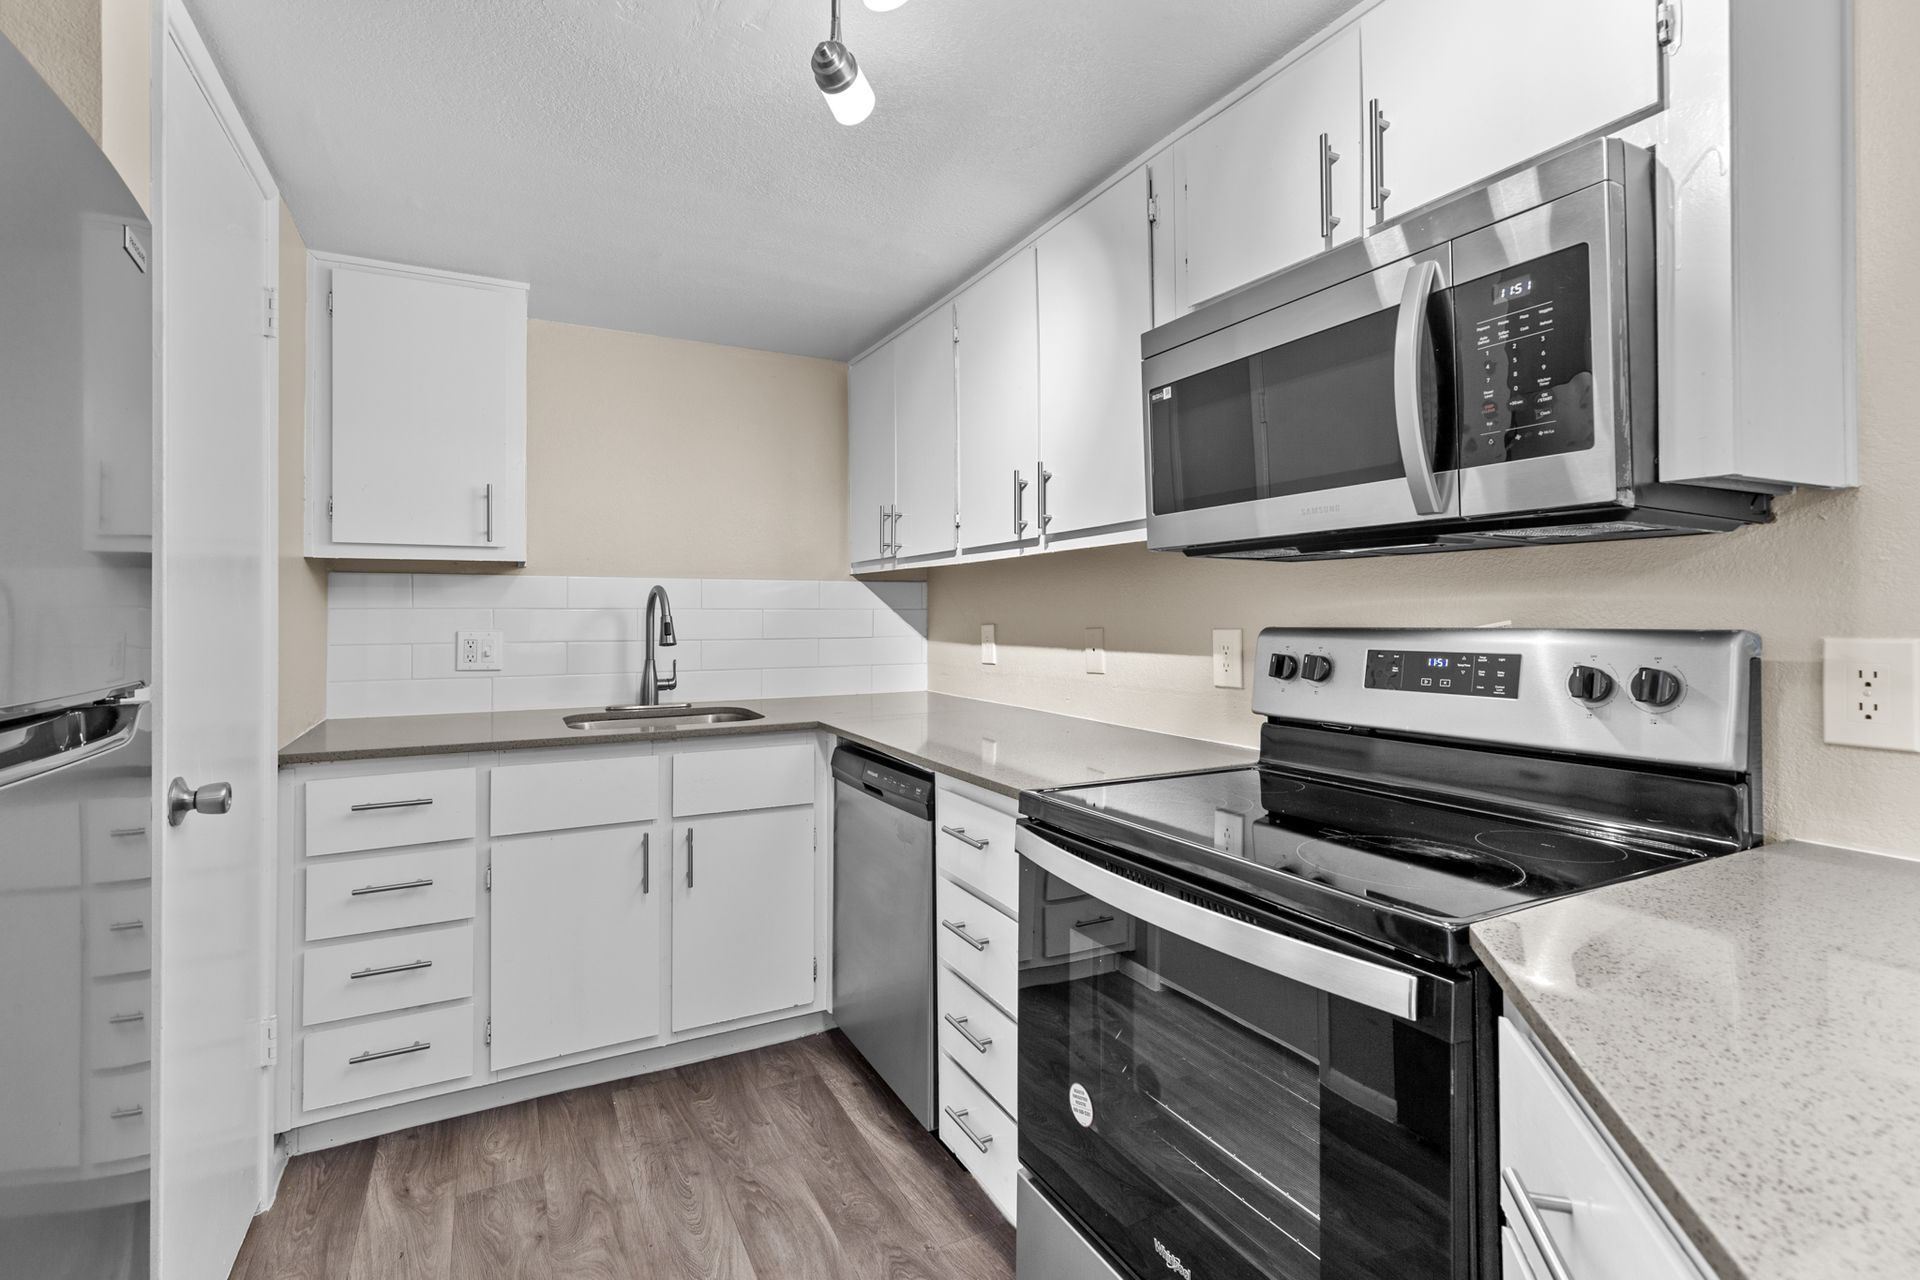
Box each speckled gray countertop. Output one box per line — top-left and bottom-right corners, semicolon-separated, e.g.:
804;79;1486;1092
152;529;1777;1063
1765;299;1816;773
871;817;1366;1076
278;691;1256;797
1472;840;1920;1280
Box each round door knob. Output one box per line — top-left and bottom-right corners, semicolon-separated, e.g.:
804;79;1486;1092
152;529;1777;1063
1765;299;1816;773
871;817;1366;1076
1566;665;1615;704
1629;667;1684;709
1269;653;1301;681
1300;654;1334;684
167;777;234;827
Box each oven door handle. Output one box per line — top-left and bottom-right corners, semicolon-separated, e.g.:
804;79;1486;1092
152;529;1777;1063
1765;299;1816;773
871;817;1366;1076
1018;828;1420;1021
1393;257;1451;517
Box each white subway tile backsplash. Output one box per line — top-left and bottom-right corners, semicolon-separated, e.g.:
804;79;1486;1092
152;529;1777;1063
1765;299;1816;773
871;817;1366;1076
325;572;925;717
763;609;874;639
701;579;822;610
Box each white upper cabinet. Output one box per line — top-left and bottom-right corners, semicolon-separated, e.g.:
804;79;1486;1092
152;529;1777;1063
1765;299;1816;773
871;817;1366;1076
956;248;1040;553
847;343;897;566
1037;167;1154;540
306;254;528;562
1176;26;1364;309
891;304;958;561
1360;0;1665;227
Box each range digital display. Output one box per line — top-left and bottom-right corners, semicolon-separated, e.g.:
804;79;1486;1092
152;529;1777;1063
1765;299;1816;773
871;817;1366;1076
1364;649;1522;699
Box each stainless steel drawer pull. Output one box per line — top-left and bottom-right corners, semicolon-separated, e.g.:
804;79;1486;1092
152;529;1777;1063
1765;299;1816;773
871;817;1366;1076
941;825;990;850
109;1105;145;1120
1501;1167;1577;1280
941;918;990;951
944;1014;993;1053
642;831;651;894
349;797;434;812
107;919;144;932
349;1040;431;1065
686;828;695;889
107;1011;146;1025
944;1106;993;1153
350;877;434;896
349;959;433;980
1074;914;1116;930
109;826;148;838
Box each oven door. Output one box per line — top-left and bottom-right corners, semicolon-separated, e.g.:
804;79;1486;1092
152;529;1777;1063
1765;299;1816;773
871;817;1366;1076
1143;247;1457;552
1016;824;1480;1280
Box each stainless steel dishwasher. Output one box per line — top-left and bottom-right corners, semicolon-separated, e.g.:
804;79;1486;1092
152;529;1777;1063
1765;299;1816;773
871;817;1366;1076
831;743;937;1129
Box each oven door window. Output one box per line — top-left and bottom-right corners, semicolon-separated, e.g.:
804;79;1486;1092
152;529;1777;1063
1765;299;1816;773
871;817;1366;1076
1019;866;1468;1280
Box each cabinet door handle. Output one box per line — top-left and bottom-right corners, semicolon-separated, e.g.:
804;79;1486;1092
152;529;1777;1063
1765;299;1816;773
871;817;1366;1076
108;919;145;932
349;1040;431;1066
944;1013;993;1053
888;507;903;554
1319;131;1341;244
107;1011;146;1025
349;959;432;980
484;482;495;544
941;825;989;850
1369;98;1392;218
1037;465;1053;533
879;504;891;557
943;1106;993;1153
350;877;434;896
686;827;695;889
1013;469;1030;538
109;826;148;838
109;1105;145;1120
1074;914;1116;930
942;918;990;951
1501;1167;1577;1280
349;797;433;812
642;831;651;894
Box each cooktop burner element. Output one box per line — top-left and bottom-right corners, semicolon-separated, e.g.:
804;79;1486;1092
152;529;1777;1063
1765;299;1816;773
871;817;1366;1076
1476;828;1630;864
1297;834;1530;890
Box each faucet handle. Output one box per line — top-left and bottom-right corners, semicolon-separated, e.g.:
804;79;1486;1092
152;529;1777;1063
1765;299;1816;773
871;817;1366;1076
659;660;678;692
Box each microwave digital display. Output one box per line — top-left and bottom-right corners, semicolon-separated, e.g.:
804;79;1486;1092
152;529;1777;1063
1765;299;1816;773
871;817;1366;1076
1493;276;1533;304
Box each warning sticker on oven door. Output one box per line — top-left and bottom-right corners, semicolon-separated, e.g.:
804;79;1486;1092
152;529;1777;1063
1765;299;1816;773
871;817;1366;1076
1069;1082;1094;1128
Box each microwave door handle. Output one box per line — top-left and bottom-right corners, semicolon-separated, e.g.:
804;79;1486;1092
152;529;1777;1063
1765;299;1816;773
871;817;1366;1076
1394;258;1450;516
1017;829;1419;1020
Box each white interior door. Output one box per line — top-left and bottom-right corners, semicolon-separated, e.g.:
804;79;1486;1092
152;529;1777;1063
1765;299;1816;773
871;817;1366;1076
153;8;277;1278
956;247;1039;552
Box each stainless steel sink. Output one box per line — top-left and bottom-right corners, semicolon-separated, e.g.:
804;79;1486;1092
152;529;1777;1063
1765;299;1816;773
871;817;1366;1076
563;705;765;732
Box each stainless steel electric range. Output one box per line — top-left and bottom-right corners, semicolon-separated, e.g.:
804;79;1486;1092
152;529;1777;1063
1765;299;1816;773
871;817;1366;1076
1012;628;1762;1280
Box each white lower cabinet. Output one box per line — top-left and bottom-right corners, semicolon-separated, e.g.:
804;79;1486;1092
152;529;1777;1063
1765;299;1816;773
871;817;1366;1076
301;1004;476;1113
939;1052;1018;1220
670;807;816;1033
1499;1017;1709;1280
489;825;662;1070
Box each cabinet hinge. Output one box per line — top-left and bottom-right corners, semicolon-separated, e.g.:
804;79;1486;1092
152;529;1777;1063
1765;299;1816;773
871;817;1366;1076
257;1015;279;1067
485;862;492;891
1147;193;1159;226
1656;2;1679;48
485;1017;492;1045
327;495;334;523
813;957;819;982
263;286;278;338
327;289;334;316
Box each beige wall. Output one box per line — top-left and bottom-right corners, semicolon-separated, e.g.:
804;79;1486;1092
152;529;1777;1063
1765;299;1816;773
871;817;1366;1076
279;205;328;744
928;0;1918;853
0;0;101;138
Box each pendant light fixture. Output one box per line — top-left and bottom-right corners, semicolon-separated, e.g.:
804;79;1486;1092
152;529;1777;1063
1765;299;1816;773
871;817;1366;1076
864;0;909;9
812;0;875;126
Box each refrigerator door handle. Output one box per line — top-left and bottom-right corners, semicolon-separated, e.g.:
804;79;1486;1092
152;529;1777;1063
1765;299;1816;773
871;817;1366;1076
0;700;145;794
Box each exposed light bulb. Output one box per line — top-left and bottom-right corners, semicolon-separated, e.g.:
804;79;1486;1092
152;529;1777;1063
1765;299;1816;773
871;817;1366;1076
865;0;910;10
823;65;875;125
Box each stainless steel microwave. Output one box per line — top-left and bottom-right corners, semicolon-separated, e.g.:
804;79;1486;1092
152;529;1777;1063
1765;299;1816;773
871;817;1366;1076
1141;140;1771;561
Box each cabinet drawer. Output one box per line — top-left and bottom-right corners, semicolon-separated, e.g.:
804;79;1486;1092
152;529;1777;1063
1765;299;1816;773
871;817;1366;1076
938;1053;1017;1222
491;754;657;836
935;787;1017;914
88;977;151;1070
82;796;152;884
1499;1018;1707;1280
303;925;475;1027
672;742;813;816
88;883;151;977
937;875;1015;1017
302;1004;474;1113
86;1066;150;1165
305;846;477;941
305;767;476;856
0;799;80;889
1041;900;1134;960
937;966;1017;1116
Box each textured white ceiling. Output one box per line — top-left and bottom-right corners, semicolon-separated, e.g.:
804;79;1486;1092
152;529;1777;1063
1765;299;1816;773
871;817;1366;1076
186;0;1350;358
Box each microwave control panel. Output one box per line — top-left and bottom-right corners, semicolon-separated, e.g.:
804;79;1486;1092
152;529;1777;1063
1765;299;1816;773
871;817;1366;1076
1455;244;1595;469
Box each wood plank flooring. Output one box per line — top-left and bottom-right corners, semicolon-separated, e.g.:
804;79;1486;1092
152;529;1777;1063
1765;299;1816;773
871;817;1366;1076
229;1032;1013;1280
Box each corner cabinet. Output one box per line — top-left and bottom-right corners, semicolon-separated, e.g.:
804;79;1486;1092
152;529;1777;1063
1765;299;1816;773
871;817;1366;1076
304;253;529;563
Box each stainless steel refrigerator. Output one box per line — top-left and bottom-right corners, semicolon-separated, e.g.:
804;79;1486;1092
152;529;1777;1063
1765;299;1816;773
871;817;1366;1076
1;32;156;1279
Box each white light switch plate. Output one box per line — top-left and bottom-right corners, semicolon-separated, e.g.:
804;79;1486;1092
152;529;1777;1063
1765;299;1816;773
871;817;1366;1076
456;630;505;672
1823;638;1920;752
1212;628;1243;688
1085;628;1106;675
980;624;997;665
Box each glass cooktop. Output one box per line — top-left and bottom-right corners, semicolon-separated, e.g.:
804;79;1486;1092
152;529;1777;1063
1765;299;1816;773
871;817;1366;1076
1020;765;1699;965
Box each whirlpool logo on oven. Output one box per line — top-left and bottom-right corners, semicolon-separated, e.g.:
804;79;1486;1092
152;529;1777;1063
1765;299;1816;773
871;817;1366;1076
1153;1238;1194;1279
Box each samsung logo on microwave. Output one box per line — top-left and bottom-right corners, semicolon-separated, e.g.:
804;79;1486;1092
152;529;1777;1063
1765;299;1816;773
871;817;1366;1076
1154;1239;1194;1279
1299;503;1342;517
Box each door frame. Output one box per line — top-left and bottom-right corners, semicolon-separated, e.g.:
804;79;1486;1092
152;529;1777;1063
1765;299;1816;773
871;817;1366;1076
149;0;283;1258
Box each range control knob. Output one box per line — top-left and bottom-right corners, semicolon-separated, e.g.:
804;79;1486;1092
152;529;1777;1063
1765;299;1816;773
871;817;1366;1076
1268;653;1300;681
1300;654;1334;684
1566;665;1615;705
1629;667;1684;709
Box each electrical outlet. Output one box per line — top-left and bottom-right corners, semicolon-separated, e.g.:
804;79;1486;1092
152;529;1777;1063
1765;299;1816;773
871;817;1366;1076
980;624;997;665
1212;628;1243;689
1823;638;1920;752
456;630;505;672
1085;628;1106;675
